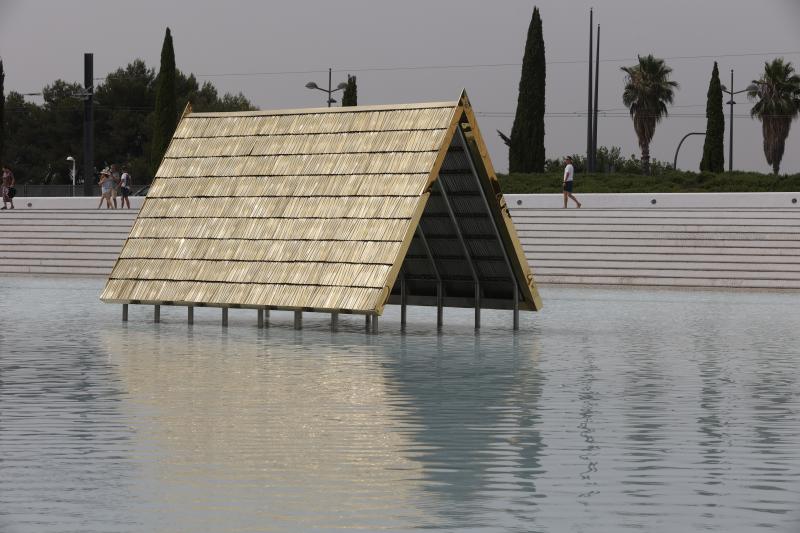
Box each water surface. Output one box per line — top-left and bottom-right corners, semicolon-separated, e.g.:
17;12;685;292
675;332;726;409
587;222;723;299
1;277;799;532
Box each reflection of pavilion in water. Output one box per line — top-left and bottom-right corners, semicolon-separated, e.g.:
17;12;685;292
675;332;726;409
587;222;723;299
101;328;432;530
377;334;547;527
101;326;546;530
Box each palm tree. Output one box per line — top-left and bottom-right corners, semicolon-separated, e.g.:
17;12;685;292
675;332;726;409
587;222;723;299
748;58;800;175
621;55;679;174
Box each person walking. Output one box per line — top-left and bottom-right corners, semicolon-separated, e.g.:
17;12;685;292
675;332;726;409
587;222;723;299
110;164;121;209
119;167;132;209
97;168;115;209
1;166;16;210
562;156;581;208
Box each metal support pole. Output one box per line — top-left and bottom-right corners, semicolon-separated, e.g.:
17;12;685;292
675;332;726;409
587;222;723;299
264;308;270;328
729;69;734;172
674;132;706;170
434;177;480;329
222;308;228;327
415;225;444;331
331;312;338;332
371;315;379;334
257;309;264;329
592;24;600;172
400;274;407;331
365;314;371;331
83;53;94;196
436;280;443;331
122;304;128;322
188;306;194;325
154;305;160;323
328;68;332;107
294;311;302;330
474;284;481;330
513;288;519;331
587;9;593;172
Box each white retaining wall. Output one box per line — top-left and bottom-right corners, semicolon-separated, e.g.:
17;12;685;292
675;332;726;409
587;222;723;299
1;194;798;289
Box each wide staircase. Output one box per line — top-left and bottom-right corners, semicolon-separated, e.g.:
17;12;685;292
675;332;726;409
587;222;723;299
0;209;137;276
508;205;800;289
2;203;799;290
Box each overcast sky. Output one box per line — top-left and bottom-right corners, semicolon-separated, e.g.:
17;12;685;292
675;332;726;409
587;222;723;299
1;0;799;174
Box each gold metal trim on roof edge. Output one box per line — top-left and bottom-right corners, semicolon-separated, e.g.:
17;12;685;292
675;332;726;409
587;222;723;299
459;93;543;311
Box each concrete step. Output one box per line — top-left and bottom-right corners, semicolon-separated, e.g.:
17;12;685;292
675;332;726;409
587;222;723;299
532;275;800;289
0;258;118;267
530;259;800;272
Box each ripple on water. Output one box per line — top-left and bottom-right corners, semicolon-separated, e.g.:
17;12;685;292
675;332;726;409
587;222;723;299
1;278;799;532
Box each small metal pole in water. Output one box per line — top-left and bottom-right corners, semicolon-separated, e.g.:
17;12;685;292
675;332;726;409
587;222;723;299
257;309;264;329
154;305;160;323
400;276;407;331
122;304;128;322
331;312;338;332
436;281;443;331
513;290;519;331
371;315;379;334
474;283;481;330
264;308;270;328
365;314;371;332
188;306;194;325
222;308;228;327
294;311;302;330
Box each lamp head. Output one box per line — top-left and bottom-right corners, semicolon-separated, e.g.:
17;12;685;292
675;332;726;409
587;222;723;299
336;82;348;90
305;82;319;90
66;156;75;162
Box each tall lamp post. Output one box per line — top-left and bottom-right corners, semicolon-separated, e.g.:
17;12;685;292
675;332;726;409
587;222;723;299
66;156;76;196
305;68;347;107
721;69;757;173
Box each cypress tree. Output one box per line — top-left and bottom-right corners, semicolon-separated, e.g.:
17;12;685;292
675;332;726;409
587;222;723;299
0;60;5;163
151;28;178;176
700;62;725;172
509;6;546;173
341;75;357;107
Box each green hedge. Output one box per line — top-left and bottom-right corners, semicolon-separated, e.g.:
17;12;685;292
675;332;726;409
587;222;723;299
497;171;800;194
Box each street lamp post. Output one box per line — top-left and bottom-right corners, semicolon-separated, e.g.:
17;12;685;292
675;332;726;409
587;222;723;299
305;68;348;107
722;69;757;173
66;156;76;196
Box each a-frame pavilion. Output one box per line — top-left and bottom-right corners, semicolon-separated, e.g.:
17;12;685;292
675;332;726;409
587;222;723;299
101;91;542;330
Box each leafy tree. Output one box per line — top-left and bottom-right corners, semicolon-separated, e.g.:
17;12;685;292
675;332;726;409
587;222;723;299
4;91;50;182
700;62;724;172
509;6;546;173
151;27;177;175
621;54;679;174
341;75;357;107
95;59;156;183
0;59;5;163
748;58;800;175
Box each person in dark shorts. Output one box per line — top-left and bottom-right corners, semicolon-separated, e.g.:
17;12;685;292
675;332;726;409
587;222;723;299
119;167;132;209
563;156;581;208
1;166;16;210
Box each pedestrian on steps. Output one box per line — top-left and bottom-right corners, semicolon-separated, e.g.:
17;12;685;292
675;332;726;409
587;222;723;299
98;168;115;209
563;156;581;209
1;167;16;210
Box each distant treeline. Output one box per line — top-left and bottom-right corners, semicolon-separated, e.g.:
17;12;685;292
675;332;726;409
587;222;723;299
3;59;255;185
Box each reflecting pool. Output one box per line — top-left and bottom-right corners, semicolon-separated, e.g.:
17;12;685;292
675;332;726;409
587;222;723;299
1;277;799;532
